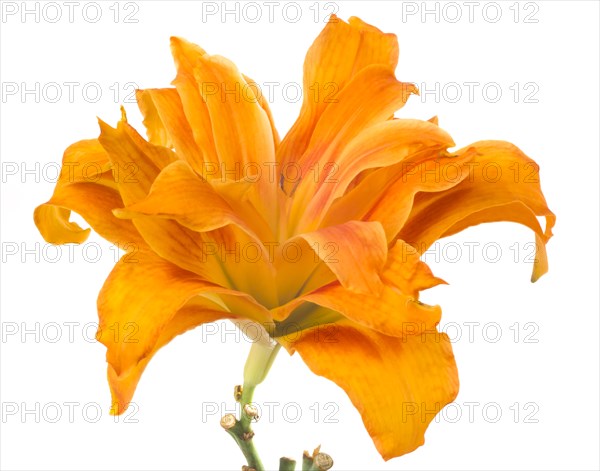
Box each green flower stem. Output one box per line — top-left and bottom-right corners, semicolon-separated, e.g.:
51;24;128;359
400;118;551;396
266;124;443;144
239;383;257;436
243;340;281;388
222;328;332;471
279;457;297;471
223;393;263;470
302;453;313;471
224;330;282;471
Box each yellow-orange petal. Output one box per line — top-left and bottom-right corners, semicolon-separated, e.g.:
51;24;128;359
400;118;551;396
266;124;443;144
292;322;459;460
194;54;276;170
269;236;337;306
52;138;114;186
34;139;143;247
294;220;388;295
399;141;555;280
303;284;441;337
113;159;280;306
314;119;454;227
98;251;264;413
169;37;220;168
287;65;417;232
114;160;251;236
97;117;176;204
272;239;443;335
212;179;276;243
108;297;226;415
383;240;447;297
136;88;205;173
98;117;234;284
35;183;143;248
324;148;477;243
370;150;478;240
243;73;281;149
34;205;90;244
193;53;278;217
135;89;172;148
277;15;399;168
442;201;550;282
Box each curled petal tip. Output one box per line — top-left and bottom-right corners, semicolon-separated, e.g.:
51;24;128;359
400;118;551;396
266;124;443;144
169;35;185;47
434;277;449;286
531;269;545;283
96;117;114;134
109;398;128;416
111;208;126;219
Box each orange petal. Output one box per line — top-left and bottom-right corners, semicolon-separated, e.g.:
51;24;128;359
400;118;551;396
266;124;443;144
135;89;172;148
269;236;337;306
108;297;226;415
273;239;443;336
212;179;276;243
114;160;251;236
97;117;176;204
98;251;263;413
136;88;205;173
34;139;143;247
98;117;229;284
295;220;388;295
194;54;276;169
243;73;281;149
113;159;280;306
287;65;417;232
324;148;477;243
313;118;455;228
36;183;143;247
399;141;555;280
292;322;459;460
302;284;441;337
33;206;90;244
169;37;220;168
369;150;478;240
383;240;447;297
277;15;399;167
442;202;550;282
193;53;278;216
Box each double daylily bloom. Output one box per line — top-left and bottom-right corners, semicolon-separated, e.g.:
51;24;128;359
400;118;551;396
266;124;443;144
34;16;554;460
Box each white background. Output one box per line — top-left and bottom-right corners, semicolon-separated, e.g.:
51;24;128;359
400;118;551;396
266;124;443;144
1;1;599;470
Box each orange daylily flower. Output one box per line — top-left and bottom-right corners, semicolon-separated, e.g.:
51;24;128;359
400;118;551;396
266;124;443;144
34;16;554;460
